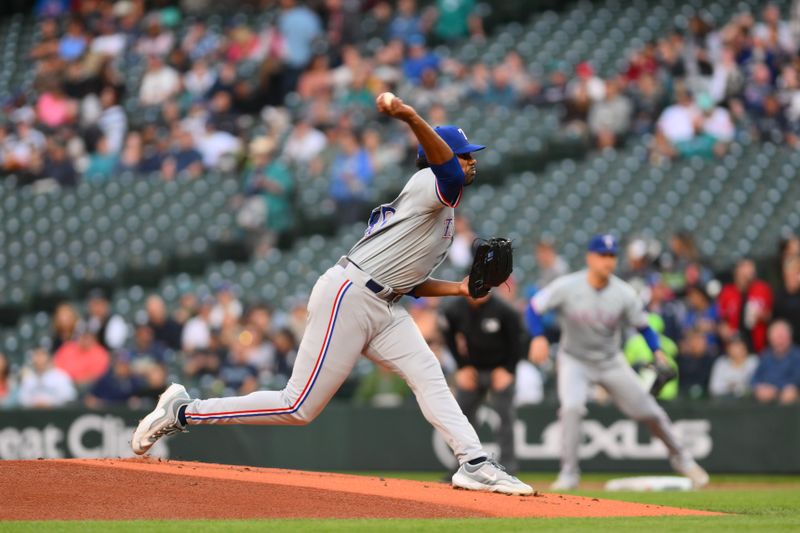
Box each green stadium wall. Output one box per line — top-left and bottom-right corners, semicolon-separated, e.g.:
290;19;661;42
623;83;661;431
1;402;798;473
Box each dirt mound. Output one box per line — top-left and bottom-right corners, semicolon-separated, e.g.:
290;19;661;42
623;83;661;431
1;459;720;520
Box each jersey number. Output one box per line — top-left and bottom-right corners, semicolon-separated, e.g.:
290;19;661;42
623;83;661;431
364;205;396;236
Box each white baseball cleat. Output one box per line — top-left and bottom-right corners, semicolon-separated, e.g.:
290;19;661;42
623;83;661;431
671;456;710;489
131;383;191;455
452;458;534;495
549;474;580;491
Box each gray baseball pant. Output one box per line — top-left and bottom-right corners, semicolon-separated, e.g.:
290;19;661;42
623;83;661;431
183;261;487;464
557;351;690;479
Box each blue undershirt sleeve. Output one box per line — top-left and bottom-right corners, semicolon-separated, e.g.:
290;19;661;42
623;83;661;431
638;326;662;353
526;303;545;338
429;156;465;206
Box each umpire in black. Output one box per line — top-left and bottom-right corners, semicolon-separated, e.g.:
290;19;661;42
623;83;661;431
439;292;524;474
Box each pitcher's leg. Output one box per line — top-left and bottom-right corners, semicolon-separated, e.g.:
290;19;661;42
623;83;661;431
185;277;363;425
365;309;486;464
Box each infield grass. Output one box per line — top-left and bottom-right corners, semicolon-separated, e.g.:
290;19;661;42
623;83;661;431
4;474;800;532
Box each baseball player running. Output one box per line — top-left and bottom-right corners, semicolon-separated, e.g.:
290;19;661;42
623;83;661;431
132;93;533;496
527;234;709;490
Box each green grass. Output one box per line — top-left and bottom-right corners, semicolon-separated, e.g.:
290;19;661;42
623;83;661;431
4;475;800;532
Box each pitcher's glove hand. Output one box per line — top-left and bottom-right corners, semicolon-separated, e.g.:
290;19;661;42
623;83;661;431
468;238;513;298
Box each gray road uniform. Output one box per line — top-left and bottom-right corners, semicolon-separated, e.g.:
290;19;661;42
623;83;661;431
183;166;488;464
531;270;692;480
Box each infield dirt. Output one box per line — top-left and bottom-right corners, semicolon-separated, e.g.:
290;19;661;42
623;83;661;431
1;459;721;520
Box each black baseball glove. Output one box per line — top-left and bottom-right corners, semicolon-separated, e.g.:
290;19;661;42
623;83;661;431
468;238;513;298
650;361;678;397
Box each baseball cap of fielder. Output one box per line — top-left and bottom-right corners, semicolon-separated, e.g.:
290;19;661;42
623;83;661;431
417;125;486;158
588;234;619;255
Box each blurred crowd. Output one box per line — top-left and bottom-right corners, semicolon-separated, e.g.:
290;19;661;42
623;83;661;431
2;1;800;253
1;225;799;410
1;1;800;410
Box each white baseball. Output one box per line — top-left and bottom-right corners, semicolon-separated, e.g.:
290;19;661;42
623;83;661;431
378;92;397;108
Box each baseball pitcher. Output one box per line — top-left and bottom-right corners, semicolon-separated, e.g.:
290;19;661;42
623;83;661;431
132;93;532;495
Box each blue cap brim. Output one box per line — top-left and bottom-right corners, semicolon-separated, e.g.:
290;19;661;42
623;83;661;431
454;143;486;154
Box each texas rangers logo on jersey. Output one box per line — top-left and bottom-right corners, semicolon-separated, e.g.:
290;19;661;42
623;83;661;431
442;217;454;239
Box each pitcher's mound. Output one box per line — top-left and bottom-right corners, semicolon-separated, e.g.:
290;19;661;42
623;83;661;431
2;459;720;520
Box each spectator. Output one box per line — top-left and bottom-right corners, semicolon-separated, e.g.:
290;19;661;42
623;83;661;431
167;129;204;178
136;17;175;57
754;3;796;55
238;136;295;255
651;87;700;161
53;328;110;388
209;283;243;331
85;353;142;408
58;18;88;61
117;131;145;174
709;46;745;104
219;340;259;396
183;59;217;98
36;82;76;129
752;320;800;404
774;256;800;344
697;92;734;155
0;352;16;407
84;136;119;183
535;237;569;288
620;238;657;287
329;128;373;222
588;79;632;148
90;18;127;58
681;284;721;354
18;348;76;408
362;126;404;174
283;118;327;165
447;214;475;270
51;302;80;353
753;93;796;145
139;55;181;107
390;0;424;44
195;119;241;169
743;63;774;115
85;289;128;352
126;323;168;366
181;20;221;61
709;334;758;398
432;0;483;43
270;328;297;381
403;36;440;85
718;258;774;353
42;141;78;187
677;328;715;399
5;118;46;171
182;296;214;353
279;0;323;92
97;86;127;154
145;295;183;351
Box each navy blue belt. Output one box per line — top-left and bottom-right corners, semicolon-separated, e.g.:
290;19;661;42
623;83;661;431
337;257;403;303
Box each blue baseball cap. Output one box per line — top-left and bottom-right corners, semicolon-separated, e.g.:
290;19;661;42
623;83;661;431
588;234;619;255
417;125;486;158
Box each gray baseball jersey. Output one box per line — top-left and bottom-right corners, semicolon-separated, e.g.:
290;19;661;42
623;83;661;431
532;270;648;362
347;167;458;293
